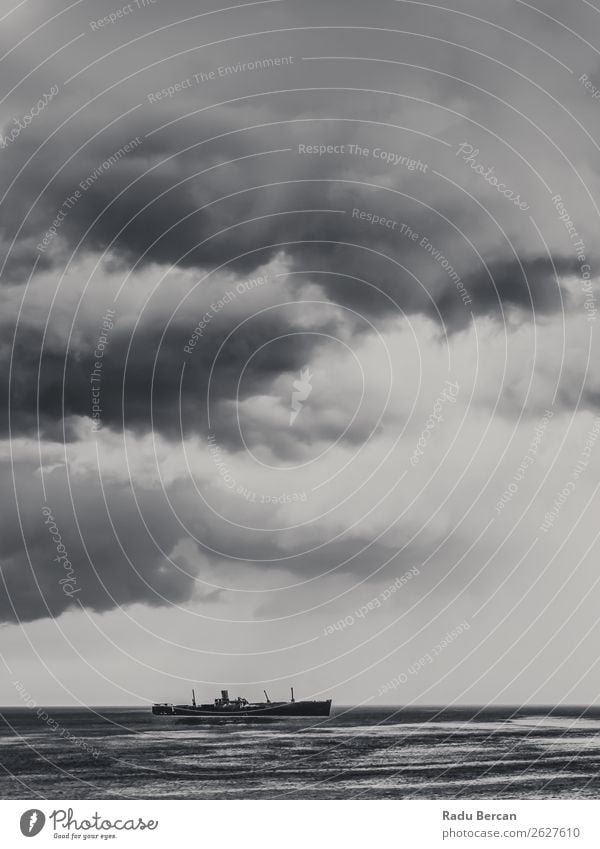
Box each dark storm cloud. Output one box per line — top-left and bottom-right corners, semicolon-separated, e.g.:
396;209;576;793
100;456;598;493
435;256;574;327
0;232;574;448
0;97;576;445
0;462;201;624
0;457;428;624
1;103;572;320
1;299;346;444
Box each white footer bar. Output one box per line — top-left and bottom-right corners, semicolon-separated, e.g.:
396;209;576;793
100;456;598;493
0;799;597;847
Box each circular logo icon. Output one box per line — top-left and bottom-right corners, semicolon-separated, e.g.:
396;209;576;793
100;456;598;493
19;810;45;837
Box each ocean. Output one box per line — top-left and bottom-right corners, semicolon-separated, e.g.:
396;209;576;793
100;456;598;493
2;706;600;800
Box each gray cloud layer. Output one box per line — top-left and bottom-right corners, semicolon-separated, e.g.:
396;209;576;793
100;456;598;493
1;0;598;632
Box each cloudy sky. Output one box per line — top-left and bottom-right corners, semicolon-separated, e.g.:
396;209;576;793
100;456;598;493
1;0;600;707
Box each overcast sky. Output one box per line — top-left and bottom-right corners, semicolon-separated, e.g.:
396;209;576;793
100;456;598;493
1;0;600;707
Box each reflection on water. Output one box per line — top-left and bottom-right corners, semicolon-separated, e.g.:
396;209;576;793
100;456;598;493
2;705;600;799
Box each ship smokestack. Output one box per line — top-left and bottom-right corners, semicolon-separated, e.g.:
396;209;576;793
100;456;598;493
291;687;295;703
221;689;229;703
192;688;196;707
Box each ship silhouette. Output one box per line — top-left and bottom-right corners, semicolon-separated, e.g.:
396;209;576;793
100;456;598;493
152;687;332;718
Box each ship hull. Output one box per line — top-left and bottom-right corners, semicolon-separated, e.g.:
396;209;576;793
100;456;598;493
152;700;331;718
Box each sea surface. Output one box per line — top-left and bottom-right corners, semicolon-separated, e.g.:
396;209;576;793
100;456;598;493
2;706;600;799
